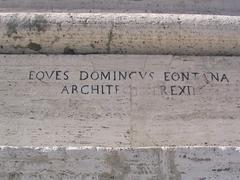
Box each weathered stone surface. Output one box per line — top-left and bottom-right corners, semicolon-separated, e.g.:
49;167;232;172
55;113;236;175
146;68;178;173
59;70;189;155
0;13;240;55
1;0;240;16
0;146;239;180
0;54;239;147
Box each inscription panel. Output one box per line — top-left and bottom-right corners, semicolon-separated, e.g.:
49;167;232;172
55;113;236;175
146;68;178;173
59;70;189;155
0;55;239;147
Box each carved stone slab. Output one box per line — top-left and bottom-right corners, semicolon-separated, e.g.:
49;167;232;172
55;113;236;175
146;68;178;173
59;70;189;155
0;55;239;147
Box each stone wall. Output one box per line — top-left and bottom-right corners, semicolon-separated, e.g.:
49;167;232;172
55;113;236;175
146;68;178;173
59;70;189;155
1;1;240;180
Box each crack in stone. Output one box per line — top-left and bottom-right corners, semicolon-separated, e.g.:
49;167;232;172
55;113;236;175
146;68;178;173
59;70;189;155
106;23;114;53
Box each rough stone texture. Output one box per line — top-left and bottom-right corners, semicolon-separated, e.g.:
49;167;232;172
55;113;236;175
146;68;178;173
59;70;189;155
0;13;240;55
0;54;240;147
1;0;240;16
0;146;239;180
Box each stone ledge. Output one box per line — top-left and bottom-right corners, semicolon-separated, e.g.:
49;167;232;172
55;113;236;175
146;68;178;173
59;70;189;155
0;0;240;16
0;13;240;55
0;146;239;180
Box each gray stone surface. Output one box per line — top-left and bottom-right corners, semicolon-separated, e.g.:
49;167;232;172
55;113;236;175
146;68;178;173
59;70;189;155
1;0;240;16
0;146;240;180
0;13;240;55
0;54;239;147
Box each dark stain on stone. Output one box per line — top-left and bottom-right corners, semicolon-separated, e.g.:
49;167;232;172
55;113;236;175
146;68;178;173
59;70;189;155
90;43;95;49
99;151;130;180
57;22;62;31
212;167;230;172
136;163;152;174
32;15;48;32
168;150;182;180
188;157;211;162
13;45;25;49
6;19;18;37
83;18;89;27
8;172;22;180
27;42;42;51
31;154;50;164
22;15;48;32
64;47;75;54
12;36;24;41
51;36;60;45
177;17;182;25
98;172;115;180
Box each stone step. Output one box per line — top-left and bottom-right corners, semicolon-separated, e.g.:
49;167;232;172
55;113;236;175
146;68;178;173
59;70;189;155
1;0;240;16
1;3;240;179
0;146;239;180
0;13;240;55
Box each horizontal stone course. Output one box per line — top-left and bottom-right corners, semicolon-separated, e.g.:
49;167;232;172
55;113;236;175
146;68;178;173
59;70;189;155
0;146;239;180
1;0;240;16
0;55;239;147
0;13;240;55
